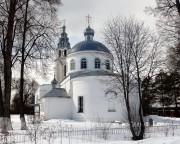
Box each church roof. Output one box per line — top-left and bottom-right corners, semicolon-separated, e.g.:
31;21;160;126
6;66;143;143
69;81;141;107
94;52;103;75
43;88;70;98
68;40;110;54
68;26;110;54
84;26;94;36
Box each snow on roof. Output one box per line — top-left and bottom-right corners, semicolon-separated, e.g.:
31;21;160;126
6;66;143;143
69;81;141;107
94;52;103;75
42;88;70;98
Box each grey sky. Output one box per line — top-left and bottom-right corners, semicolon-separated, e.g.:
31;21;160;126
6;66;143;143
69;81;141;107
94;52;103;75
38;0;157;84
59;0;156;46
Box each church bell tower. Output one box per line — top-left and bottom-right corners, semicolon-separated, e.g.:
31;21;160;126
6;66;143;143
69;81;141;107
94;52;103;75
55;24;71;83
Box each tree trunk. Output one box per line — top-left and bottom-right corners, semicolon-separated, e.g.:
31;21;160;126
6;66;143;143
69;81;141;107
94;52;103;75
0;79;4;129
19;0;29;130
174;93;179;117
176;0;180;16
162;93;165;117
130;61;145;140
1;117;12;134
2;0;17;132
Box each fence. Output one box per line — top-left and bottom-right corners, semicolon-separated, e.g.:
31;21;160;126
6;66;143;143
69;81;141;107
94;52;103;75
0;125;180;144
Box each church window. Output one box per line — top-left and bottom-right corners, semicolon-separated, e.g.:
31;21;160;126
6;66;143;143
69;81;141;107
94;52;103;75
64;50;67;57
105;60;110;70
59;50;61;57
105;91;117;112
81;58;87;69
70;59;75;70
78;96;83;113
66;62;68;72
64;65;66;76
108;102;116;112
95;58;100;69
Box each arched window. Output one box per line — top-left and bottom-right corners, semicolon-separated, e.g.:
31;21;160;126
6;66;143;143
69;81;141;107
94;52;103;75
95;58;100;69
106;60;110;70
105;91;117;112
81;58;87;69
70;59;75;70
64;50;67;57
78;96;83;113
59;50;61;57
64;65;66;76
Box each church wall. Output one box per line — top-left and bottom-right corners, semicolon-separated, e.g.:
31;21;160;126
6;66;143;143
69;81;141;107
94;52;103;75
66;51;113;75
71;76;128;122
60;76;71;96
39;98;45;118
55;59;61;83
55;56;67;83
43;97;71;120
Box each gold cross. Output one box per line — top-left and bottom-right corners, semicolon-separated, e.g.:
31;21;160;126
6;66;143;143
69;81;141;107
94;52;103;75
86;15;91;26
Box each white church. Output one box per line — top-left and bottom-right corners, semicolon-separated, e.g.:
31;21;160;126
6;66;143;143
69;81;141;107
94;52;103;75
35;22;137;122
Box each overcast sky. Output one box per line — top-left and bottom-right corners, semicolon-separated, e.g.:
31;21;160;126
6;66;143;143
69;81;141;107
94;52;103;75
37;0;157;84
59;0;156;46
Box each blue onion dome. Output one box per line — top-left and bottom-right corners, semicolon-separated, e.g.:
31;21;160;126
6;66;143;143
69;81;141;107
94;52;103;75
68;26;110;54
84;26;95;37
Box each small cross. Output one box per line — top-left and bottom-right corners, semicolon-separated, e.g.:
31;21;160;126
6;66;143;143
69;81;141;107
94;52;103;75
86;15;91;26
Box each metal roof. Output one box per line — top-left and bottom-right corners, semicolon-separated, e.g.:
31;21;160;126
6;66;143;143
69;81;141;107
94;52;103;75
68;26;110;54
84;26;94;36
68;40;110;54
43;88;70;98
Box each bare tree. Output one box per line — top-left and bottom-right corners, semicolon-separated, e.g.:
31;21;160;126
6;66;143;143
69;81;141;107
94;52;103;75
14;0;61;130
0;79;4;126
167;42;180;72
103;16;163;140
11;78;39;114
0;0;61;132
0;0;19;132
146;0;180;72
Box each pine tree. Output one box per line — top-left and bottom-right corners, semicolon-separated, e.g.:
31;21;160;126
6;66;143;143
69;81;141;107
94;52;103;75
153;71;173;116
141;76;156;116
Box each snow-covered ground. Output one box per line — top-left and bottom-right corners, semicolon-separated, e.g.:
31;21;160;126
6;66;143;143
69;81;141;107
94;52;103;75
1;115;180;144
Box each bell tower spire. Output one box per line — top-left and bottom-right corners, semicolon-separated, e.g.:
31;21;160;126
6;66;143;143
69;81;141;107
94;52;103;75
58;20;70;49
55;22;71;83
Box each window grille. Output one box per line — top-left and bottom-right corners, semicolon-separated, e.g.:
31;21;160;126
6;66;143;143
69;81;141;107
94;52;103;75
70;60;75;70
81;58;87;69
78;96;83;113
106;60;110;70
95;58;100;69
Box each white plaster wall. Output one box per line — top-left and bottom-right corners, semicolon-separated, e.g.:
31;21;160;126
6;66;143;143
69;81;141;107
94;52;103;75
71;76;128;122
60;76;71;96
43;97;71;120
66;51;113;75
39;98;45;118
55;59;61;83
35;87;40;104
55;57;66;83
35;85;52;117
